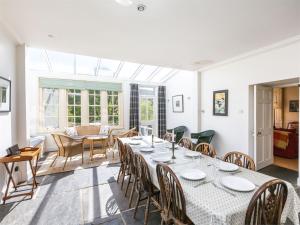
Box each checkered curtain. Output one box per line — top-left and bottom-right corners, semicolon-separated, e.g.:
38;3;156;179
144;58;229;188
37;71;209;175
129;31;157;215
158;86;166;138
129;83;139;131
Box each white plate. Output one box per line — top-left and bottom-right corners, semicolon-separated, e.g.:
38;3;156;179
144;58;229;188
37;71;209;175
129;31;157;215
181;169;206;181
219;162;239;172
221;176;255;192
139;147;154;152
151;153;171;163
129;141;141;145
154;139;163;143
131;136;143;140
185;151;201;158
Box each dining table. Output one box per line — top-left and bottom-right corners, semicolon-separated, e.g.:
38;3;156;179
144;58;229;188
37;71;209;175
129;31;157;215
119;136;300;225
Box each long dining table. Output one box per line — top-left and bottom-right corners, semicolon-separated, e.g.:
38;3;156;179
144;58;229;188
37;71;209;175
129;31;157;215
119;136;300;225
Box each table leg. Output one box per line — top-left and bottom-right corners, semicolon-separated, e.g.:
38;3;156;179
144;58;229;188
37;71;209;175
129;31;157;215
30;153;40;189
90;141;94;161
3;162;16;204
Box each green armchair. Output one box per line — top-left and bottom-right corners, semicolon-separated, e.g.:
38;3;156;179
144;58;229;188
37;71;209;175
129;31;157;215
167;126;187;143
191;130;215;145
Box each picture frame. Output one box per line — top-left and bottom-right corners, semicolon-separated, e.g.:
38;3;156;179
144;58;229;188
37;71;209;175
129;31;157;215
0;76;11;112
172;95;184;113
213;90;228;116
289;100;299;112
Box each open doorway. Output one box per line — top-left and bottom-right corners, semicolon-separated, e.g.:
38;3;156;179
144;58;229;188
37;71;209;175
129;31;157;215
251;78;299;175
273;85;299;171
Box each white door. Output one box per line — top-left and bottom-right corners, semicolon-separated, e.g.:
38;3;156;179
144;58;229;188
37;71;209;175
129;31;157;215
254;85;273;170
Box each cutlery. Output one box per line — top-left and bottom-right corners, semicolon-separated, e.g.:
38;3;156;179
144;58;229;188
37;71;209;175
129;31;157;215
212;182;236;197
193;179;213;188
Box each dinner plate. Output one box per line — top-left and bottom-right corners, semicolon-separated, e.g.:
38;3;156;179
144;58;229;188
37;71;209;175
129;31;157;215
154;139;163;143
221;176;255;192
185;151;201;158
129;141;141;145
139;147;154;152
131;136;143;140
219;162;239;172
151;153;171;163
181;169;206;181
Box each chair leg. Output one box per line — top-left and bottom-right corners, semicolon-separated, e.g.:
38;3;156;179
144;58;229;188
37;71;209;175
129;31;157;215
63;156;69;170
133;192;141;218
50;152;58;167
121;168;127;189
144;196;151;225
129;177;136;208
82;150;84;164
117;167;122;183
125;173;132;196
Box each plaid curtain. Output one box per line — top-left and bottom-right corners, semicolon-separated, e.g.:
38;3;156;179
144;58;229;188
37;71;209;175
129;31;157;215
129;84;139;131
158;86;166;138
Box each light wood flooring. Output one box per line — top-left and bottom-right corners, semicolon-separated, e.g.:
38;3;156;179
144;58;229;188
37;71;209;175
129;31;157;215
273;156;298;171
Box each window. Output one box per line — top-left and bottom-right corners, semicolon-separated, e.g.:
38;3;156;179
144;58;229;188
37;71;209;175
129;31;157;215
89;90;101;123
67;89;81;126
42;88;59;129
107;91;119;125
140;98;154;121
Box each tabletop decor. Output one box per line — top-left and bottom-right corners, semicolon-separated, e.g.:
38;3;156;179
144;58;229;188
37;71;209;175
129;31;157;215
172;94;184;113
213;90;228;116
0;76;11;112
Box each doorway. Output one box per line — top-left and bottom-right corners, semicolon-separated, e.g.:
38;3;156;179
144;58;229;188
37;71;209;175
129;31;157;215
251;78;299;173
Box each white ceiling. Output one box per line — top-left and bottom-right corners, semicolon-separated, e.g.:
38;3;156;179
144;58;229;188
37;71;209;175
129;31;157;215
1;0;300;70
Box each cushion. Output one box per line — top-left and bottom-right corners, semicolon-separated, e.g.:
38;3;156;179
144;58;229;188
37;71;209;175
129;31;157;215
65;127;78;136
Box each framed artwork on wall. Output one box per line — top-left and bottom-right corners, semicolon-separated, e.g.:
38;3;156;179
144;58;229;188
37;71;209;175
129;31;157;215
213;90;228;116
172;95;184;113
0;76;11;112
289;100;299;112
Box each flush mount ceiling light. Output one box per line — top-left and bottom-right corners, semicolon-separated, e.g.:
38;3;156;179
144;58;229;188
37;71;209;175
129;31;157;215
137;4;146;11
115;0;133;6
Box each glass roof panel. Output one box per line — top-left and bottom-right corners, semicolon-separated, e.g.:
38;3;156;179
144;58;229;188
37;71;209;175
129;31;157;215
98;59;120;77
151;68;173;82
117;62;140;79
76;55;98;75
135;65;159;81
47;50;75;74
27;48;49;71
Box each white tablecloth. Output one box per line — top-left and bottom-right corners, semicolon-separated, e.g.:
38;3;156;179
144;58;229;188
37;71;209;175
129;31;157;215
120;136;300;225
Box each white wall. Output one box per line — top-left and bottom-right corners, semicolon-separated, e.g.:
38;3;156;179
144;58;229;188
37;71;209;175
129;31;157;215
0;23;17;200
200;40;300;161
165;70;200;136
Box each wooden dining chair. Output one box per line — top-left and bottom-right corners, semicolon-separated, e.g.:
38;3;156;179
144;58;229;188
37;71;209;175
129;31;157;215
194;143;216;158
223;151;256;171
116;138;130;189
178;137;193;150
245;179;288;225
133;153;160;225
124;144;138;208
163;132;173;142
156;163;193;225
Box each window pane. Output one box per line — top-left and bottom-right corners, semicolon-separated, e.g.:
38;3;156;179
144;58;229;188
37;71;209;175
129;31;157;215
95;90;100;95
76;55;98;75
89;106;94;116
108;96;113;106
75;106;81;116
108;116;113;125
95;96;100;105
75;95;81;105
48;50;75;74
89;95;94;105
95;117;101;123
68;106;74;116
114;116;119;125
108;106;113;115
68;95;74;104
113;106;118;115
95;107;100;116
89;117;94;123
75;117;81;125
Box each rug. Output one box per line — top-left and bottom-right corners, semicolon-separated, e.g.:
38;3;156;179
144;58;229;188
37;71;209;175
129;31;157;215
36;148;120;177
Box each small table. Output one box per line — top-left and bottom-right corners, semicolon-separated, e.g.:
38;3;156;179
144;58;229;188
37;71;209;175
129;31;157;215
0;147;40;204
85;135;109;161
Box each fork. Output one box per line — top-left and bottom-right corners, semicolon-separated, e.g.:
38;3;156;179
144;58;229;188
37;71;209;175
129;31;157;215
212;182;236;197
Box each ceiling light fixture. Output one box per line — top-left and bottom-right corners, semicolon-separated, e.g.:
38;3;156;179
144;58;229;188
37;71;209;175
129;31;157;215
137;4;146;12
115;0;133;6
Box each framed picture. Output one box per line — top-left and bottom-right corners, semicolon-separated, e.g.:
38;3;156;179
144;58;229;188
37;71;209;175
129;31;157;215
172;95;184;113
0;76;11;112
289;100;299;112
213;90;228;116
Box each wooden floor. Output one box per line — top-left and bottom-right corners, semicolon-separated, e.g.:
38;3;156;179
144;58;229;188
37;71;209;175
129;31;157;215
273;156;298;171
